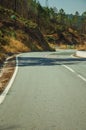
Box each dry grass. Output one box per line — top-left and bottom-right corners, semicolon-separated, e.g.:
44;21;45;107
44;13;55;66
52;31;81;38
56;43;86;50
59;43;68;49
0;56;16;94
76;44;86;50
0;53;6;62
3;37;30;53
48;43;56;50
33;41;43;51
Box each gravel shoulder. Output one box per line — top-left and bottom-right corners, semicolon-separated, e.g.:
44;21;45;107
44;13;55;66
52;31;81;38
0;56;16;94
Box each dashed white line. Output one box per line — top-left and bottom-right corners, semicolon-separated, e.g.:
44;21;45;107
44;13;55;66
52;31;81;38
78;74;86;82
62;64;86;82
45;52;86;83
62;65;75;73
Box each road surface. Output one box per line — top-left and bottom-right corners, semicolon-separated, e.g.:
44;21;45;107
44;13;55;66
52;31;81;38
0;50;86;130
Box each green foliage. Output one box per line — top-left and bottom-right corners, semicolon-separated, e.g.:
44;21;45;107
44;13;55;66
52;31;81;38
0;0;86;34
0;0;86;50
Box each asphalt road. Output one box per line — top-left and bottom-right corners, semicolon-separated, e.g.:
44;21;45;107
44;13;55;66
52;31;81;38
0;50;86;130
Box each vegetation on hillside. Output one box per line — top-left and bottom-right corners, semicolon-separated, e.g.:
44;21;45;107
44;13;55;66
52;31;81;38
0;0;86;34
25;1;86;49
0;4;54;62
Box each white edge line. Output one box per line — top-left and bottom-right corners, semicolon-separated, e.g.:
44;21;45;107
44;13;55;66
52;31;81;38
78;75;86;82
62;64;75;73
0;55;20;104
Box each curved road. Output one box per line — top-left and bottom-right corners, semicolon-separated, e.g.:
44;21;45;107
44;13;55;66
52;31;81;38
0;50;86;130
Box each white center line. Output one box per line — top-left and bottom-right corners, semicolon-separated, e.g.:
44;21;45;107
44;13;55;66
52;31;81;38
62;64;86;82
78;74;86;82
62;64;75;73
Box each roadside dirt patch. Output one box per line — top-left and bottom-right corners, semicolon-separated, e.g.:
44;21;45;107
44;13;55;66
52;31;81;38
0;56;16;94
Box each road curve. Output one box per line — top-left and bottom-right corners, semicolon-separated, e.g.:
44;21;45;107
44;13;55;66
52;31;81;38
76;50;86;58
0;50;86;130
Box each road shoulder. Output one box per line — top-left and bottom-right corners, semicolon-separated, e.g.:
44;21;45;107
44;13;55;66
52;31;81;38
0;56;16;94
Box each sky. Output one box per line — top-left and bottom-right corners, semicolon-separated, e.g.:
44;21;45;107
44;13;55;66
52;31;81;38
38;0;86;14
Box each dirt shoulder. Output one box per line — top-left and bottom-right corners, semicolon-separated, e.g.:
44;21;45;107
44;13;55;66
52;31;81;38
0;55;16;94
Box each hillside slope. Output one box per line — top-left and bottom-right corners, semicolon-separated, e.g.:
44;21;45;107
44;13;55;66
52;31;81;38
0;6;54;62
45;28;86;50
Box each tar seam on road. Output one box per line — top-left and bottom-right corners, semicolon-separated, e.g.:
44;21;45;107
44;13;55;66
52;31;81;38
0;55;19;104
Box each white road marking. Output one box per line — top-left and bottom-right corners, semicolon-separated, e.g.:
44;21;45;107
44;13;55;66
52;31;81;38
62;64;86;82
62;65;75;73
45;52;86;83
0;56;19;104
78;75;86;82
